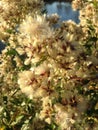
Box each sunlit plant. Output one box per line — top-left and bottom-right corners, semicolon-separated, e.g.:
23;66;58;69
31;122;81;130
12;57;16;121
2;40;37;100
0;0;98;130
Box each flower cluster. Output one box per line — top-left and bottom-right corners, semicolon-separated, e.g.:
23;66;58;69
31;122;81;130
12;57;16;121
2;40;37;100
0;0;44;42
0;0;98;130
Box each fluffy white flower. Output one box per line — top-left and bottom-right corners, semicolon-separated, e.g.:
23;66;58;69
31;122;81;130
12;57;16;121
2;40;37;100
19;15;53;43
54;103;75;129
18;71;35;98
32;61;49;75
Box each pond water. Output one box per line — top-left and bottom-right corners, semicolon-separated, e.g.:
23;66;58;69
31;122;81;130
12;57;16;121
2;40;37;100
45;1;80;23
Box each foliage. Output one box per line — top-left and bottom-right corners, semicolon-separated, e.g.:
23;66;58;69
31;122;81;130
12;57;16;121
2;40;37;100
0;0;98;130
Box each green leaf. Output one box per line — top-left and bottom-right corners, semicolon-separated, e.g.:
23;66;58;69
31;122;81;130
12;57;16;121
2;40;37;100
19;64;31;71
11;115;24;126
6;29;13;34
6;49;18;56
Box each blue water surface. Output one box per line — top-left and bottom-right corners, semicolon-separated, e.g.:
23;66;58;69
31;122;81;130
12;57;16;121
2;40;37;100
45;2;79;23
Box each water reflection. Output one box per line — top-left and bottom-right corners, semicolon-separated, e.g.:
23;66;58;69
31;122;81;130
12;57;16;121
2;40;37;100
45;2;79;23
0;41;5;53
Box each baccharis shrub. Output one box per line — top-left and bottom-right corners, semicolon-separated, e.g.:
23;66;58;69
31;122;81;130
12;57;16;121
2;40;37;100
0;0;98;130
0;0;44;42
